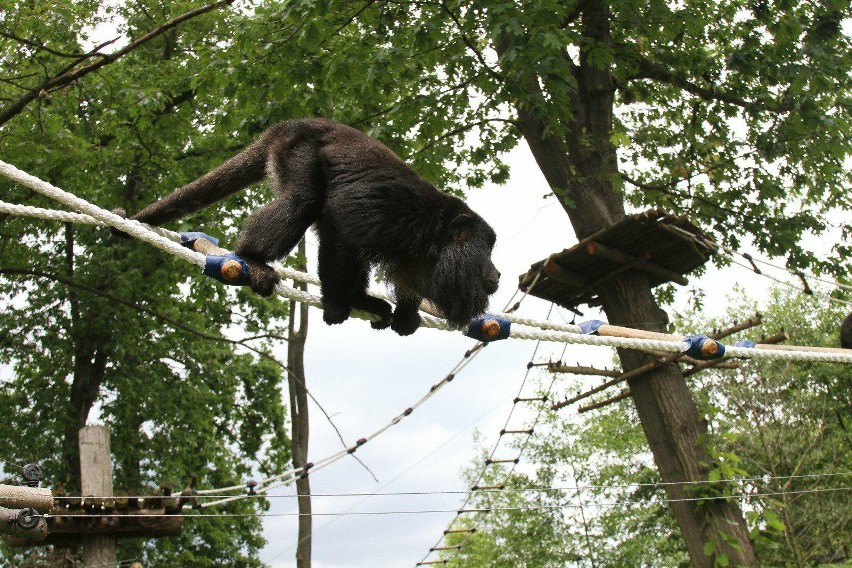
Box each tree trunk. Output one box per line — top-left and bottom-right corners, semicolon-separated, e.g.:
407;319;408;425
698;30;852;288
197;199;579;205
61;224;111;489
287;239;312;568
499;1;758;565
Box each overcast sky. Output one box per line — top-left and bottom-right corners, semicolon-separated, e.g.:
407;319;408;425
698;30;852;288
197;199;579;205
250;142;776;568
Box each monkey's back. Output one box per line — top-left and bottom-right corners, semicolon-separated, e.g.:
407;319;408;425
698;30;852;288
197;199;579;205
293;118;467;262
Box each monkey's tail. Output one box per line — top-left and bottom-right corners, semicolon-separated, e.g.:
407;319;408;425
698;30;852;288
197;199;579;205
130;133;271;227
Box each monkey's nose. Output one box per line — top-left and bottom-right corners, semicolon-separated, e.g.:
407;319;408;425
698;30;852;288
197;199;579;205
485;271;500;294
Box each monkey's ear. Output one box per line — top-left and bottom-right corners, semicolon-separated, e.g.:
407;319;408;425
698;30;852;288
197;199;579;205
450;214;477;243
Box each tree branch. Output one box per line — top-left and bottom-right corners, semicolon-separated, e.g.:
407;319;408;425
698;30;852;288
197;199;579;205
630;53;793;113
560;0;593;28
411;117;519;156
0;266;282;358
0;266;361;470
0;0;234;126
0;28;118;59
439;1;503;82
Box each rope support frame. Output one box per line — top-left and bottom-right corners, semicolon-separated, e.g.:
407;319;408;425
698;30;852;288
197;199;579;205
3;159;852;366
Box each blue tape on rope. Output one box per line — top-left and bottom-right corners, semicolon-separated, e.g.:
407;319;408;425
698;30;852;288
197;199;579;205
180;231;219;248
203;254;250;286
465;314;511;342
684;334;726;360
734;340;757;348
579;320;606;334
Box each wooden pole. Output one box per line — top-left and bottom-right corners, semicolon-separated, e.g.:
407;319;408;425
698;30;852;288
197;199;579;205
288;239;312;568
79;425;116;567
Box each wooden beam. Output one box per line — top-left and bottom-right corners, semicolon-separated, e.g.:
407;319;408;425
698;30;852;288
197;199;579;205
547;363;622;377
586;240;689;285
0;506;47;541
48;508;183;537
0;485;53;512
542;259;586;287
579;325;788;413
552;315;764;410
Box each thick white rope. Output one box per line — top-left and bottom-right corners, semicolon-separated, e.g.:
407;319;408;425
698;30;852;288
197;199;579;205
0;162;203;267
3;159;852;365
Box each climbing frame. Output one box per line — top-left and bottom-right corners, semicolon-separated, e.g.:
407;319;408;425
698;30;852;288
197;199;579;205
518;209;717;310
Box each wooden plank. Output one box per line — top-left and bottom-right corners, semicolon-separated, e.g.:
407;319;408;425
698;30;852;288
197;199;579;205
586;240;689;285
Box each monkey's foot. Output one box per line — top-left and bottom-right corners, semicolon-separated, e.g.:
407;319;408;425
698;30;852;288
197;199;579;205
322;302;351;325
359;298;392;330
246;262;279;297
391;310;421;336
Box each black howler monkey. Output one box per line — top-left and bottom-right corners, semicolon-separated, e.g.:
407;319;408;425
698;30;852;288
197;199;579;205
125;118;501;336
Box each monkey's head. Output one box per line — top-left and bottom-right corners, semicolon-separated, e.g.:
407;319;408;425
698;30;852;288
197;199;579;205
425;210;500;328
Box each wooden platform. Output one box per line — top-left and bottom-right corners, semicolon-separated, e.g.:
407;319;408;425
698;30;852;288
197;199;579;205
518;209;716;311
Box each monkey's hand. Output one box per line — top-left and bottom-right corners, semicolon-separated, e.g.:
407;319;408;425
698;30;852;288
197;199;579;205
322;300;351;325
245;262;279;297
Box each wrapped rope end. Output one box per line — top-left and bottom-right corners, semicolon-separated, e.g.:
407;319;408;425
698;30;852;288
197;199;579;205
180;231;219;248
465;315;511;342
579;319;606;334
220;259;244;282
684;334;726;360
203;254;250;285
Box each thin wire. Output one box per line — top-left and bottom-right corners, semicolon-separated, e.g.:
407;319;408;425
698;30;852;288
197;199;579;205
271;271;547;562
50;471;852;502
0;457;26;469
266;381;520;564
728;256;852;307
44;486;852;519
732;248;852;292
420;302;564;565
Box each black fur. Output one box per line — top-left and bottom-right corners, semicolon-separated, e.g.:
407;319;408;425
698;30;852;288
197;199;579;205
841;312;852;348
128;118;500;335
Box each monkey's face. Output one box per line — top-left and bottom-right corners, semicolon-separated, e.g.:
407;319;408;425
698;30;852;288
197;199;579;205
427;213;500;328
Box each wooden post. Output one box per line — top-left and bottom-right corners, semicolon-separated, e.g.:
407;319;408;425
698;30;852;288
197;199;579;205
288;239;312;568
79;425;116;567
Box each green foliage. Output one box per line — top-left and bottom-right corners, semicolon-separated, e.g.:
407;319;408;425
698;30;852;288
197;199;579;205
257;0;852;278
451;289;850;566
0;1;294;564
676;288;852;566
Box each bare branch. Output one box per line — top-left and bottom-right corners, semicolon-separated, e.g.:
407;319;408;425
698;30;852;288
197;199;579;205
411;117;519;156
0;0;234;126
